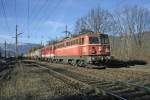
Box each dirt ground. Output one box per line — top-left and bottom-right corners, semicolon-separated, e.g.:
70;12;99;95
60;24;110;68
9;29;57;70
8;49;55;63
0;60;150;100
0;62;83;100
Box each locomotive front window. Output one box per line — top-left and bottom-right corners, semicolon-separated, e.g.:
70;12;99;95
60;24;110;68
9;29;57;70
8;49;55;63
100;36;109;44
89;37;99;44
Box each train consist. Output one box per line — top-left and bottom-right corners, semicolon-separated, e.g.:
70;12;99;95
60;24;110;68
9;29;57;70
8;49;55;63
26;32;111;67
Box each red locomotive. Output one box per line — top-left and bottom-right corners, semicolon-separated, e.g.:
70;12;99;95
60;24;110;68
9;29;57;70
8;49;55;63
40;32;111;67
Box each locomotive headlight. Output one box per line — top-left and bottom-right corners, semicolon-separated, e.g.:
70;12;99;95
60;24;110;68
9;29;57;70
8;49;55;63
99;47;102;52
105;48;110;52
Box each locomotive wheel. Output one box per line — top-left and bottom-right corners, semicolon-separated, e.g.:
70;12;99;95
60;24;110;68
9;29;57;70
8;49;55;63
68;59;72;65
80;60;86;67
75;60;80;67
71;60;76;66
76;60;86;67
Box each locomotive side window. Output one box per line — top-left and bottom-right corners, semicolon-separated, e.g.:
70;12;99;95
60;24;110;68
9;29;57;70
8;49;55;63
81;38;84;44
75;39;78;44
89;37;99;44
71;40;73;45
79;38;84;44
73;40;75;44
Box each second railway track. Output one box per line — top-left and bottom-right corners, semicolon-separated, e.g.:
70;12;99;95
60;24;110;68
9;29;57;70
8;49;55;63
22;60;150;100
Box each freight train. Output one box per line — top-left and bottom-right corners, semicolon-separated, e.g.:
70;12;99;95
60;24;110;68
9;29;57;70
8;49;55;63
26;32;111;68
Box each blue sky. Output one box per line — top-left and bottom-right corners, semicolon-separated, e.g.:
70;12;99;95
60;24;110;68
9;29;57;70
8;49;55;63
0;0;149;44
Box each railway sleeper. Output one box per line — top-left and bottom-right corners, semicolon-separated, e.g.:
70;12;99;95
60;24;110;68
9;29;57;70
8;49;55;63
119;91;147;99
105;86;127;91
86;80;110;85
96;83;116;88
36;65;128;100
42;67;105;96
144;83;150;87
134;95;150;100
118;80;150;94
112;88;136;94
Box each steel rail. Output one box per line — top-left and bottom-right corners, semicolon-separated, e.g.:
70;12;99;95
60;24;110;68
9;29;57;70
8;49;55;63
22;60;136;100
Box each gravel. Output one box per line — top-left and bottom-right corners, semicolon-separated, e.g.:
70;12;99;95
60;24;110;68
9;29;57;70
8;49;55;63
42;62;150;85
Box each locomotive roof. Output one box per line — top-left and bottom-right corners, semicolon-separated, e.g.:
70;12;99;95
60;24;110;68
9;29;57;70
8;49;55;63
44;32;108;48
62;32;108;41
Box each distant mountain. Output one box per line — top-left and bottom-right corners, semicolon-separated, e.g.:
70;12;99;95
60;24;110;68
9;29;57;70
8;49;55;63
0;43;40;57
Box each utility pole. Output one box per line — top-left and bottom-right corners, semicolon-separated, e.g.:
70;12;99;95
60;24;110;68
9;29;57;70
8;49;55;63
0;47;1;58
16;25;18;58
13;25;22;59
4;40;6;58
40;41;42;58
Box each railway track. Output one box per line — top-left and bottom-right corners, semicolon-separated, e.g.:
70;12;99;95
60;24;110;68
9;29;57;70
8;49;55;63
22;60;150;100
0;60;15;80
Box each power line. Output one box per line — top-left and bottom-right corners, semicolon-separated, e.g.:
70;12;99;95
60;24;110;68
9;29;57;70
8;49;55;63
14;0;17;24
0;0;10;33
27;0;30;38
26;0;51;39
32;0;62;35
29;0;49;23
29;0;51;34
26;0;49;39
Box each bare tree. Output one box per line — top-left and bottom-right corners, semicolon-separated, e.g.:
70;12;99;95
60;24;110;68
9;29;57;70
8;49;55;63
114;5;150;60
73;5;150;61
74;7;115;34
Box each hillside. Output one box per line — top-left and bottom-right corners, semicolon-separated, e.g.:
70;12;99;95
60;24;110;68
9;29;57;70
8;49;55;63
109;31;150;62
0;43;40;57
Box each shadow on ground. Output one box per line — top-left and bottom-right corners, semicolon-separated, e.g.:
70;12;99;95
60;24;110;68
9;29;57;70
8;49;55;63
1;95;111;100
53;95;111;100
106;59;147;68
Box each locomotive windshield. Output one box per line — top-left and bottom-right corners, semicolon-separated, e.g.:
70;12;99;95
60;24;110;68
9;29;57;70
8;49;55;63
89;37;99;44
89;35;109;44
99;35;109;44
100;36;109;44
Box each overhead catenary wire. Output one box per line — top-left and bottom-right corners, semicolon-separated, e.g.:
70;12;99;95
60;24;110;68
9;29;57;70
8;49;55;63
27;0;30;38
14;0;17;24
29;0;49;25
25;0;51;40
0;0;10;34
32;0;62;36
29;0;51;34
26;0;49;39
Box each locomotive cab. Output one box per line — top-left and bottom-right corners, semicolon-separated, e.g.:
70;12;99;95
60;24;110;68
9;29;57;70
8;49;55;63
86;33;111;65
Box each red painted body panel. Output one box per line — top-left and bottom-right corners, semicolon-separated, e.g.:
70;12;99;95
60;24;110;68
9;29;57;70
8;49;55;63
41;33;110;57
55;45;81;56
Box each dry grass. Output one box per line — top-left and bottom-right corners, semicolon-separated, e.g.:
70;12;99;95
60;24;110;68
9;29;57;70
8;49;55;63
0;63;82;100
1;61;149;100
